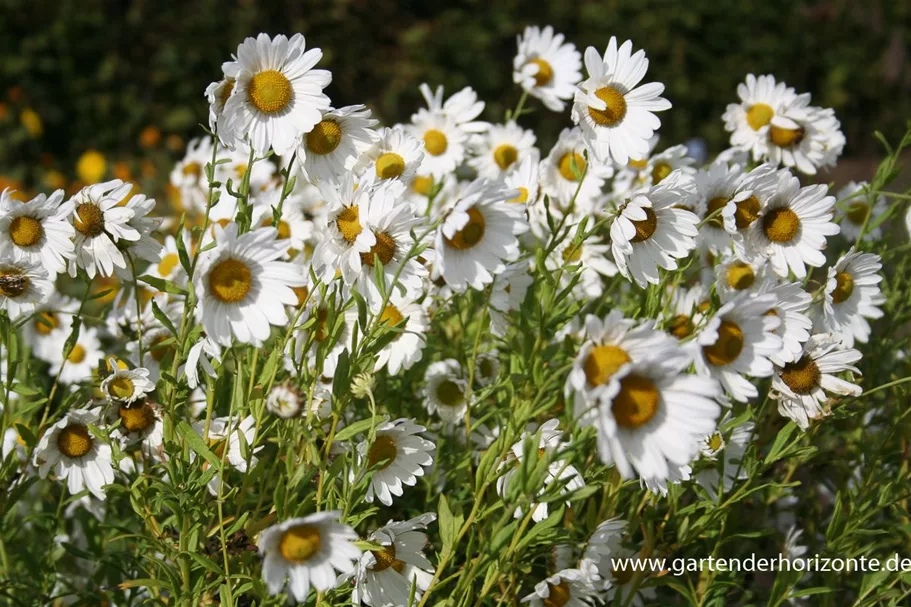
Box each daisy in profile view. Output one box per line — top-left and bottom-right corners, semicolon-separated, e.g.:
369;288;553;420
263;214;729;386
219;33;332;156
258;512;361;602
572;37;671;165
819;248;884;348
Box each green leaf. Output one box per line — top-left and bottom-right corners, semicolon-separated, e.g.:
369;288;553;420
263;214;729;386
176;421;221;470
151;298;178;337
438;494;463;558
765;422;798;465
333;417;376;443
139;274;189;296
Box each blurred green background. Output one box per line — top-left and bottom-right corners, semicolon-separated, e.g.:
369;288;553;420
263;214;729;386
1;0;909;197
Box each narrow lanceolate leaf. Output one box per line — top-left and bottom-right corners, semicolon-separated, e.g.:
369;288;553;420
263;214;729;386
176;421;221;470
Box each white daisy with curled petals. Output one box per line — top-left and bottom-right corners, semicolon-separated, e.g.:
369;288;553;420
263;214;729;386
766;97;844;175
610;170;700;288
194;223;306;346
819;248;884;348
513;25;582;113
422;359;469;424
435;178;527;292
259;512;361;603
63;180;140;278
771;334;862;430
33;407;114;500
756;280;813;366
747;171;839;279
0;188;73;274
99;359;155;405
694;293;783;403
572;37;671;165
358;418;435;506
219;33;332;156
299;105;379;183
0;258;53;321
660;283;710;341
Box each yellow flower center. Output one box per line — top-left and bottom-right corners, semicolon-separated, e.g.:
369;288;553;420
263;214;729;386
412;175;433;196
746;103;774;131
702;320;744;366
562;243;582;263
375;152;406;179
423;129;448;156
379;304;405;330
108;376;135;400
35;311;59;336
336;206;362;244
493;144;519;170
706;196;729;228
436;379;465;408
726;261;755;290
630;207;658;243
219;78;235;107
208;258;253;304
779;355;821;395
845;202;868;225
247;70;293;114
668;314;694;339
583;345;631;387
832;271;854;304
57;424;93;458
370;545;398;572
9;215;43;247
149;335;171;362
628;158;648;170
74;202;105;238
68;344;87;364
118;403;155;433
733;195;761;230
587;86;628;127
762;207;800;243
0;272;28;298
510;187;529;204
368;435;398;469
278;524;322;563
708;433;724;451
544;581;571;607
360;232;396;266
651;162;672;185
528;58;554;86
306;120;343;155
182;162;202;178
158;253;180;277
444;207;486;250
769;125;805;148
558;152;586;181
612;374;660;429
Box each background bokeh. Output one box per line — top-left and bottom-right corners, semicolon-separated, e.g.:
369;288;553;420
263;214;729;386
2;0;909;198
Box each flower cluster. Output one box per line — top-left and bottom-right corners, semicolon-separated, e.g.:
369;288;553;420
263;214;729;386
1;26;906;607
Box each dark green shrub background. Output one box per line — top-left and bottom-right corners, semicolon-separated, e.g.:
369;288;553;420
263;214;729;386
2;0;909;190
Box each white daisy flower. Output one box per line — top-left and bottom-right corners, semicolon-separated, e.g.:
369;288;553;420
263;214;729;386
252;191;315;257
522;566;599;607
496;419;585;522
713;253;767;302
513;25;582;112
289;300;357;378
194;223;305;346
33;407;114;500
408;110;469;178
47;325;103;384
205;69;237;134
545;235;617;300
538;127;613;213
266;383;304;419
351;513;437;607
619;144;696;194
170;137;220;214
63;180;140;278
835;181;887;242
610;170;700;287
300;105;379;183
572;37;671;165
695;412;754;500
0;258;53;320
22;293;78;363
468;120;537;180
194;415;260;496
474;351;501;387
694;293;783;403
259;512;360;602
582;517;629;590
219;33;331;156
593;336;722;481
504;154;540;208
819;248;884;348
422;359;468;424
416;83;487;136
693;161;764;253
488;258;534;336
354;126;425;185
99;359;155;405
373;293;428;376
746;172;839;279
757;281;813;366
0;188;73;273
567;311;672;423
660;283;710;341
766;99;844;175
113;192;163;278
109;400;165;462
358;418;435;506
722;74;798;161
771;334;862;429
183;336;222;389
435;178;527;292
220;144;278;193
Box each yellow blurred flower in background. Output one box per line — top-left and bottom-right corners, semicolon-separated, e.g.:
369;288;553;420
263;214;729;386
139;126;162;148
20;108;43;137
77;150;107;183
